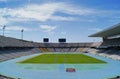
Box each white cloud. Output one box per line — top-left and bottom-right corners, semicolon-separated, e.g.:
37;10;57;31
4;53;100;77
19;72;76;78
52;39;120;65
61;32;67;35
56;3;95;16
0;3;58;22
0;2;120;25
6;26;33;31
89;28;103;32
0;2;95;23
0;16;8;25
7;17;32;22
39;25;57;32
50;16;75;21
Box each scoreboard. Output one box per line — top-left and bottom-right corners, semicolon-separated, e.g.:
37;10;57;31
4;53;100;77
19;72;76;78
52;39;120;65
59;38;66;43
43;38;49;42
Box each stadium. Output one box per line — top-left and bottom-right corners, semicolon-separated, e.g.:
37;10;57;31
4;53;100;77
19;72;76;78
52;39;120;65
0;23;120;79
0;0;120;79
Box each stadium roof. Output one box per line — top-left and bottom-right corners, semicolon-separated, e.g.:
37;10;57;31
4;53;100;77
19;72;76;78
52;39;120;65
89;23;120;37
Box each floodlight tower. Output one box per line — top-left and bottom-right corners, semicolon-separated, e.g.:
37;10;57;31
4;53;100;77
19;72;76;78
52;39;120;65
3;25;6;36
21;29;24;40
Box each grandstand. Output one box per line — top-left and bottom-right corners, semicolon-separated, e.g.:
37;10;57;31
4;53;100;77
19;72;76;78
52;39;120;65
89;23;120;60
0;35;93;62
38;43;92;52
0;35;41;62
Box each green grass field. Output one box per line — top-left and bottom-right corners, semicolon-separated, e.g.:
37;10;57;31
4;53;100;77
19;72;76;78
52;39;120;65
19;54;106;64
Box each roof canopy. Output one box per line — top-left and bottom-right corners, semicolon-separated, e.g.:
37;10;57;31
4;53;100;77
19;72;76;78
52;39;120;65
89;23;120;37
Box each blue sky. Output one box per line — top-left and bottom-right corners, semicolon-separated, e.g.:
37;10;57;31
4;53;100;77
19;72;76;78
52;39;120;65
0;0;120;42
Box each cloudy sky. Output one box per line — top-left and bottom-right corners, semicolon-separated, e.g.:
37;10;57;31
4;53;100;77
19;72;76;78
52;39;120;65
0;0;120;42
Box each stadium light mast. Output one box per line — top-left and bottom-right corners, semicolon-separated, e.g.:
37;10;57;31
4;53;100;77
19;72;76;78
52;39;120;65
21;29;24;40
3;25;6;36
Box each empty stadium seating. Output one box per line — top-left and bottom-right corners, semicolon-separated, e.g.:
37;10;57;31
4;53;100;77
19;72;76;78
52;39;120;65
0;48;41;62
0;35;93;63
0;35;34;47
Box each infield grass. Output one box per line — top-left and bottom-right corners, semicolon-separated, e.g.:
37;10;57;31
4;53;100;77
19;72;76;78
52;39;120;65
19;54;106;64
